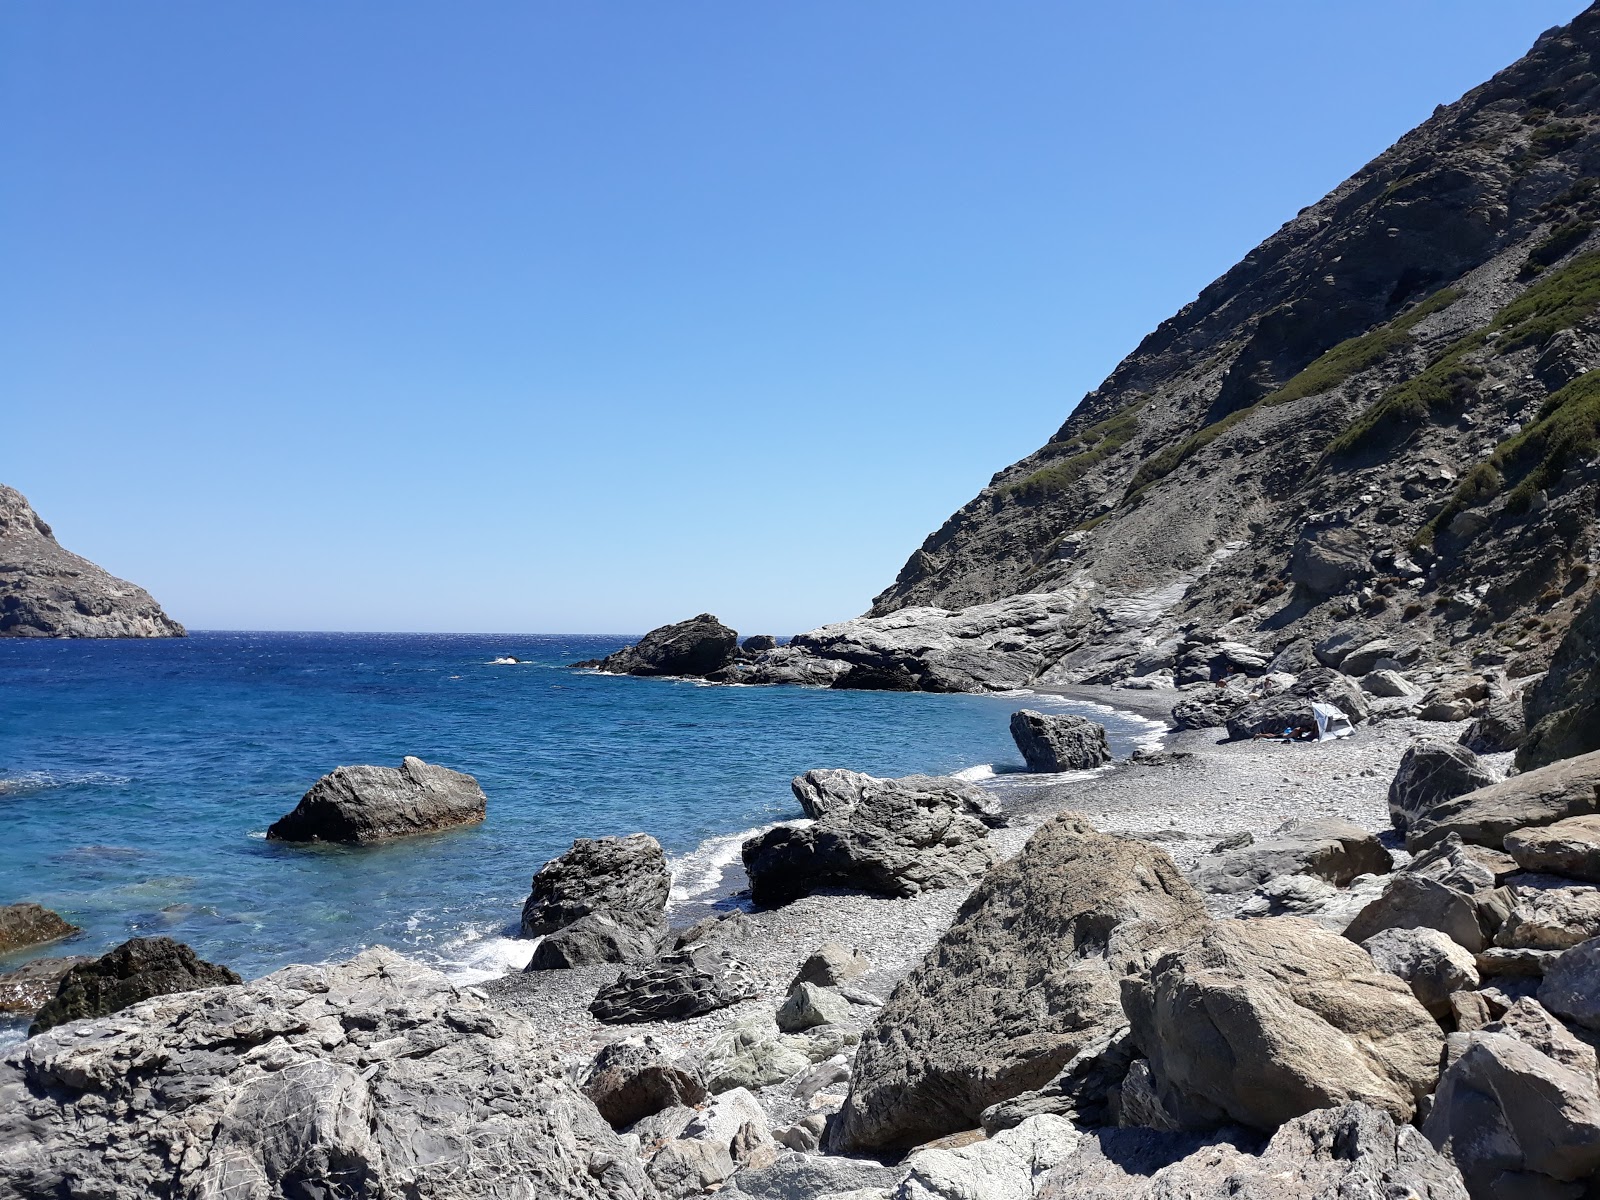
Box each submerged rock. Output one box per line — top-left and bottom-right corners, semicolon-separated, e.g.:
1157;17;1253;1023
0;902;79;954
1009;710;1112;772
0;955;91;1016
29;936;240;1035
266;756;487;845
0;948;650;1199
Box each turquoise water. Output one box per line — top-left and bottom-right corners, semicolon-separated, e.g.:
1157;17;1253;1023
0;631;1157;1034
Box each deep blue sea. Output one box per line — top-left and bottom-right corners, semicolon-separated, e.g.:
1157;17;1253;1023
0;631;1159;1042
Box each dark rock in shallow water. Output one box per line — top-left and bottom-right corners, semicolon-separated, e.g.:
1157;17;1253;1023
0;955;90;1015
580;613;739;678
520;833;671;940
830;661;920;691
0;902;79;954
0;484;185;639
29;936;240;1034
1009;709;1112;772
581;1035;708;1128
789;767;1001;825
589;944;759;1024
266;756;486;845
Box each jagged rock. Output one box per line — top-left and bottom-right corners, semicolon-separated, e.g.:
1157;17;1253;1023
590;944;759;1024
674;912;757;950
775;982;852;1034
1493;874;1600;950
1461;697;1527;755
1388;741;1498;835
741;635;777;654
700;1013;815;1094
1345;872;1492;953
1538;936;1600;1030
790;941;870;990
0;484;185;638
1425;1001;1600;1198
1291;526;1371;596
1171;688;1251;730
582;1036;708;1129
1521;590;1600;771
1009;710;1112;772
896;1114;1081;1200
1408;833;1512;894
706;645;852;688
1033;1103;1470;1200
1362;668;1419;698
0;902;79;953
0;948;650;1199
1123;917;1444;1131
712;1151;905;1200
742;776;995;907
834;814;1209;1151
1233;872;1389;931
1341;638;1415;678
528;911;667;970
649;1087;777;1197
0;955;90;1015
521;833;671;938
1360;926;1480;1017
1476;946;1562;978
29;937;240;1035
790;768;1001;826
980;1026;1139;1132
266;756;487;844
580;613;739;678
1506;814;1600;882
1405;749;1600;852
1223;668;1369;740
1189;816;1391;896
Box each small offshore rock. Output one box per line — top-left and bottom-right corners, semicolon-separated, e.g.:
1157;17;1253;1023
0;902;79;954
29;936;240;1034
0;955;90;1015
1009;710;1112;772
521;832;671;937
266;756;486;844
583;613;739;678
528;910;666;970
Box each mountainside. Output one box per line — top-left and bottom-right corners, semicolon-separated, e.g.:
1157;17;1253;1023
0;485;185;638
774;7;1600;692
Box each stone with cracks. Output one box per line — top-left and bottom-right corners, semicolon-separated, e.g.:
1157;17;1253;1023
1122;916;1444;1132
1505;813;1600;883
590;944;759;1024
1009;710;1112;773
1493;874;1600;950
1171;688;1250;730
789;768;1002;826
1362;669;1420;698
833;814;1209;1151
1344;872;1492;953
29;936;240;1035
266;756;487;845
1537;936;1600;1031
1461;697;1526;755
790;941;871;990
896;1113;1082;1200
0;948;652;1200
1404;749;1600;852
579;613;739;678
775;982;852;1034
1189;816;1391;896
0;902;78;953
581;1035;708;1129
1359;926;1480;1018
521;833;671;938
528;911;667;970
1387;741;1497;836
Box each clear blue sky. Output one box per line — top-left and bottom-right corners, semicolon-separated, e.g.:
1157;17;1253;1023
4;2;1585;634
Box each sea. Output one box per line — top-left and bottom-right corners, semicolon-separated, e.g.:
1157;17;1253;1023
0;631;1161;1045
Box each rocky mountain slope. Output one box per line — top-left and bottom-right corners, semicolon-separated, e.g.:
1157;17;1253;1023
0;484;184;638
729;8;1600;696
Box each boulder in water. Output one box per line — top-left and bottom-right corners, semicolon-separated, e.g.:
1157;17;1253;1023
578;613;739;678
1009;710;1112;772
266;756;486;845
0;902;79;953
520;833;671;970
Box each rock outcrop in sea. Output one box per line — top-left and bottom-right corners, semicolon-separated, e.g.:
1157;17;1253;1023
0;484;184;638
266;756;487;844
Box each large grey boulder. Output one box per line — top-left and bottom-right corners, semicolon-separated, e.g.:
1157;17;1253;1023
0;948;651;1199
1189;816;1391;896
1171;688;1250;730
590;944;760;1024
1538;936;1600;1031
1009;710;1112;772
1519;590;1600;770
775;982;851;1034
1344;873;1494;954
581;1035;708;1129
521;833;672;968
1424;1000;1600;1198
29;936;240;1035
1033;1103;1469;1200
579;613;739;678
834;814;1210;1151
790;941;870;990
1404;749;1600;852
896;1113;1081;1200
266;756;487;844
1291;526;1371;596
1493;874;1600;950
1223;668;1370;740
1506;813;1600;883
1461;697;1526;755
647;1088;776;1198
1122;917;1444;1132
1388;742;1498;836
0;902;78;953
742;775;996;907
1360;926;1480;1018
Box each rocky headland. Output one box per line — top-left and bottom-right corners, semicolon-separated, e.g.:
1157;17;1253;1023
0;484;184;638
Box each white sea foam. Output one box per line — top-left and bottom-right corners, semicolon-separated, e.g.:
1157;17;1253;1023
951;763;998;782
437;925;536;984
666;820;804;907
0;770;131;796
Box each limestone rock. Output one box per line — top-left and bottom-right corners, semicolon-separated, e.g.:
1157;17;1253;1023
29;936;240;1035
1506;814;1600;882
581;613;739;678
1122;917;1444;1132
1008;710;1112;772
1520;590;1600;771
1388;741;1497;836
0;955;90;1015
1189;816;1391;896
790;768;1001;826
1537;936;1600;1030
834;814;1209;1151
266;756;487;845
1493;874;1600;950
1223;669;1370;740
776;982;852;1034
591;944;759;1024
0;902;79;953
0;948;651;1199
742;777;995;907
0;484;185;638
1360;926;1480;1017
1461;697;1527;755
1404;749;1600;852
582;1035;709;1129
897;1114;1080;1200
521;833;671;939
790;941;871;990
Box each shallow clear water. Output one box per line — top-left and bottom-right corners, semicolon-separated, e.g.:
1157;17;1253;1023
0;631;1158;1037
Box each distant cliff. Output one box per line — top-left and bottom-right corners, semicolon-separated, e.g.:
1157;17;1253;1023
0;485;185;638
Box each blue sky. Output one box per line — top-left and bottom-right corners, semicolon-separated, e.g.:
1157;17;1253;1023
3;1;1585;634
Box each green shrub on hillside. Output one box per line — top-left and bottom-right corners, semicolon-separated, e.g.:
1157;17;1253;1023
1530;121;1586;156
1521;220;1594;276
999;402;1143;501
